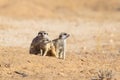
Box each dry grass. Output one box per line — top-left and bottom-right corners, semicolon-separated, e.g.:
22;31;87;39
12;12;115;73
91;69;113;80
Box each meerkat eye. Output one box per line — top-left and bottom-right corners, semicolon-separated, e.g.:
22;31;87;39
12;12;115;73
44;33;48;35
59;35;62;38
64;33;67;35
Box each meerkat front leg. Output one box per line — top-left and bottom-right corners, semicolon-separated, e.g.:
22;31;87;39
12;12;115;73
43;48;49;56
40;49;43;56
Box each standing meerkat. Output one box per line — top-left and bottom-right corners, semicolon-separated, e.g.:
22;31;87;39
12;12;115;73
52;32;70;59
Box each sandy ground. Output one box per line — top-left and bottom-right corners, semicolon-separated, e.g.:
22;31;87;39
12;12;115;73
0;17;120;80
0;0;120;80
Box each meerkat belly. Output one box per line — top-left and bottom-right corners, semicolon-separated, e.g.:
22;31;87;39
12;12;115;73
59;40;64;46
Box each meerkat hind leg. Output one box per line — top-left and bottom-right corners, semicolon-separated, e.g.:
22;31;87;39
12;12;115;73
51;46;58;58
63;51;65;60
59;51;63;59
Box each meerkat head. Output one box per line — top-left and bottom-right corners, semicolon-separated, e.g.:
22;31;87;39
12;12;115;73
59;32;70;39
38;31;48;38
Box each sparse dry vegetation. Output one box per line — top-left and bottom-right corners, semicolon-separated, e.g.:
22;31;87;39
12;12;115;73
91;69;113;80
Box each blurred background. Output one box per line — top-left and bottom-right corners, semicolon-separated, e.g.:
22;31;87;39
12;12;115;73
0;0;120;20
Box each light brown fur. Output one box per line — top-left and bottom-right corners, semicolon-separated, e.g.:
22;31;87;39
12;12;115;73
52;32;70;59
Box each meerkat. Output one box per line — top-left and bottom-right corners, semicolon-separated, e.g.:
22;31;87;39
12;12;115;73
52;32;70;59
29;31;50;55
41;40;57;57
29;31;57;57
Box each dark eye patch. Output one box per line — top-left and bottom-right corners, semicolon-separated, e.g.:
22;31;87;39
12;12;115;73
38;33;42;35
64;33;67;35
59;35;62;38
44;32;48;35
